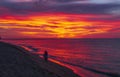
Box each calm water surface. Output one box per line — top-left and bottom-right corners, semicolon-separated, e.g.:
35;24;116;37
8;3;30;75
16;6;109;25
4;39;120;77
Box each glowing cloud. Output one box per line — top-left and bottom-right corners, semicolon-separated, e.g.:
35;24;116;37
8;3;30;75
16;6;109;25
0;13;120;38
0;0;120;38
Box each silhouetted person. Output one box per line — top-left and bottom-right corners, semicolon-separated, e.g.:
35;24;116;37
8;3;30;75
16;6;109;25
43;50;48;62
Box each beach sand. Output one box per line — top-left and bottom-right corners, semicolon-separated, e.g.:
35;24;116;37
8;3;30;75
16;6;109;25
0;42;80;77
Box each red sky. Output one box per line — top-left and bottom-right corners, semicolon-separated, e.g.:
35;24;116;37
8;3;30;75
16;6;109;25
0;0;120;38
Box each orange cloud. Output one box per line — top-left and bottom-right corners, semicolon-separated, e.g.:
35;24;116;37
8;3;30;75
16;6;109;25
0;13;120;38
21;32;39;35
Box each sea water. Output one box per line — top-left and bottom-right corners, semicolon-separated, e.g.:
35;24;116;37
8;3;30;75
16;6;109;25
4;39;120;77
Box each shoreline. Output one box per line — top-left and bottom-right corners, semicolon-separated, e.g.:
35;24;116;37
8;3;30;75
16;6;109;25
0;41;80;77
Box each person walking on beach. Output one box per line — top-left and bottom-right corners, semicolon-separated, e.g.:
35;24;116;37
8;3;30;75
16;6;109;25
43;50;48;62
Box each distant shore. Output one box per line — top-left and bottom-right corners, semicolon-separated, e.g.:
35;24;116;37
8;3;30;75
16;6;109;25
0;42;80;77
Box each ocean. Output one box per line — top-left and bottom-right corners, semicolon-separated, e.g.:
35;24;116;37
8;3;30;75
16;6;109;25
3;39;120;77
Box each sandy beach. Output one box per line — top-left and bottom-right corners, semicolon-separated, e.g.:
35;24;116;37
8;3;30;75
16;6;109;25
0;42;80;77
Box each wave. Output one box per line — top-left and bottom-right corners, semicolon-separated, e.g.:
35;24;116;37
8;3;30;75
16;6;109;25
50;55;120;77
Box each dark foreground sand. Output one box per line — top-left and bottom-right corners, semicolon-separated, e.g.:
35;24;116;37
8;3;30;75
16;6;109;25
0;42;80;77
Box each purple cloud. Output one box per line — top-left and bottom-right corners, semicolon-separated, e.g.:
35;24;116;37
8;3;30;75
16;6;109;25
0;0;120;15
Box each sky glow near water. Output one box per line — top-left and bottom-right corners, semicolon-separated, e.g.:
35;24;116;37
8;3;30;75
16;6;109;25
0;0;120;38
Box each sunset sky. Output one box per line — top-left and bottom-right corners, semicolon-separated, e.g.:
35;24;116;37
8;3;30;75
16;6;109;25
0;0;120;38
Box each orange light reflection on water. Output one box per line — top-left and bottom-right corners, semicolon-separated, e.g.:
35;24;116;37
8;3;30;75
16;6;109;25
49;58;79;75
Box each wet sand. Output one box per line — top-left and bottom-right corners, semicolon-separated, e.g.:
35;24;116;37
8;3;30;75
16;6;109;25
0;42;80;77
